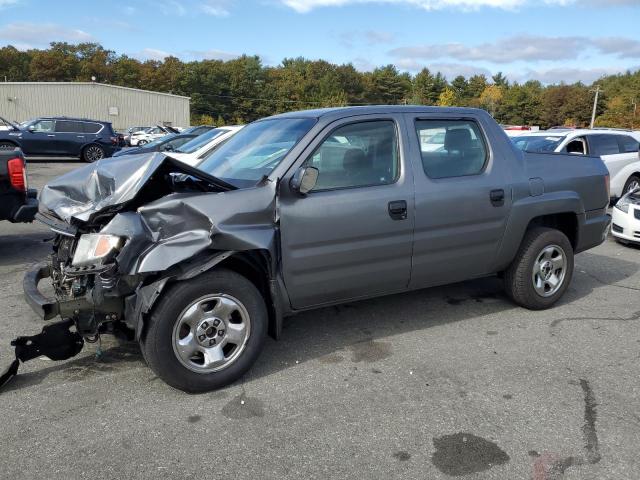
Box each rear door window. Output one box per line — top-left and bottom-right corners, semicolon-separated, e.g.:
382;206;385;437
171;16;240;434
588;135;621;156
415;120;488;178
54;120;82;133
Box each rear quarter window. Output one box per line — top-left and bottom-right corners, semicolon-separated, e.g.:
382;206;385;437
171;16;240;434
83;123;103;134
618;135;639;153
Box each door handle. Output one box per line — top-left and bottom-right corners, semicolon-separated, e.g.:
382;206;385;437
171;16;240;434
77;135;85;138
388;200;407;220
47;134;55;137
490;189;505;206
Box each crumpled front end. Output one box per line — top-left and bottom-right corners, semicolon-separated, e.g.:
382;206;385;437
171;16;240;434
2;153;278;389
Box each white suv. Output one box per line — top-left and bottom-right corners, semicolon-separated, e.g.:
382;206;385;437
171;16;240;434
512;129;640;199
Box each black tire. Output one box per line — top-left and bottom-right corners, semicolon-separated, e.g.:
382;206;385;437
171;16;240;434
140;269;268;393
137;139;148;146
82;144;105;162
623;175;640;195
504;227;574;310
0;141;18;151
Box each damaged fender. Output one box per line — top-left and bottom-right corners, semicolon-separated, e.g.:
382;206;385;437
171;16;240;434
35;152;285;342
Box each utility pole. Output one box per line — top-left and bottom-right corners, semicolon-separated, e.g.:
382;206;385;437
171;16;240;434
590;85;602;129
632;98;637;130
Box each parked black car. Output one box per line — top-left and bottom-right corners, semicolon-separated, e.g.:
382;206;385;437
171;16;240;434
0;149;37;222
0;117;121;162
111;133;198;158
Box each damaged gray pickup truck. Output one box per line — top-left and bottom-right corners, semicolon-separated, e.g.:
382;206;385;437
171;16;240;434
2;106;611;392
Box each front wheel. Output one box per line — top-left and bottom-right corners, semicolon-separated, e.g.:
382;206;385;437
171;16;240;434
82;144;105;162
504;227;574;310
140;269;267;393
623;175;640;195
137;139;148;146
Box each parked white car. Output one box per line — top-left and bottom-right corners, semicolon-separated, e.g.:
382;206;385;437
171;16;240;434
611;188;640;245
168;125;243;166
130;126;178;146
512;129;640;199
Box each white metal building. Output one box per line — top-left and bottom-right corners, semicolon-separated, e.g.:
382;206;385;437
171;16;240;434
0;82;190;131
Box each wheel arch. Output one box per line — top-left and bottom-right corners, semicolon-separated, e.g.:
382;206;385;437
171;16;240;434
133;249;285;343
495;192;583;271
0;139;20;149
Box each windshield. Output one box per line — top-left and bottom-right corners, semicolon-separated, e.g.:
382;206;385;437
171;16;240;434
197;118;316;188
176;128;230;154
511;135;564;153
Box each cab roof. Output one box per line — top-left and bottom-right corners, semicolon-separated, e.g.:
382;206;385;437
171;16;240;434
267;105;489;121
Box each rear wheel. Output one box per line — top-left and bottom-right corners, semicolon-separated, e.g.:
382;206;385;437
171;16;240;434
504;227;574;310
0;141;17;151
623;175;640;195
140;269;267;393
82;144;105;162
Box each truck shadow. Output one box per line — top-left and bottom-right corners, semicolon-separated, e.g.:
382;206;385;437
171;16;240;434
1;250;637;393
249;250;639;383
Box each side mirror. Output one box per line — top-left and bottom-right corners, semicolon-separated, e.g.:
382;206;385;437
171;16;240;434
27;125;35;132
290;166;318;195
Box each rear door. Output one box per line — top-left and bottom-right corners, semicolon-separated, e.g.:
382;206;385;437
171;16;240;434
279;115;415;308
405;114;513;288
587;134;636;195
54;120;85;155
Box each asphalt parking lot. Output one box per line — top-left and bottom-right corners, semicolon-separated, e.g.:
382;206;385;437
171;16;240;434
1;160;639;480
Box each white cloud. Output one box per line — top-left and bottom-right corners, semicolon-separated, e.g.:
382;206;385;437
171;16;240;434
201;0;231;16
185;48;239;60
389;34;640;65
340;29;395;48
389;35;584;64
0;0;20;7
395;59;492;78
507;66;640;84
135;48;172;61
280;0;582;13
0;22;95;47
133;48;240;62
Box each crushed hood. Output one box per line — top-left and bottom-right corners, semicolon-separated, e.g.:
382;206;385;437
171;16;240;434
39;153;235;223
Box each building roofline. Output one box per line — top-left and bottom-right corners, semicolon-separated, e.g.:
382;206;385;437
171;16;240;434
0;82;190;100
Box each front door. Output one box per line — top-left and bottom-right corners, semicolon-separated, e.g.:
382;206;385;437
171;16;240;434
22;119;58;155
405;114;513;288
279;116;415;309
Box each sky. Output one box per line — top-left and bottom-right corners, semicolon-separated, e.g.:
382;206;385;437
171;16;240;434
0;0;639;84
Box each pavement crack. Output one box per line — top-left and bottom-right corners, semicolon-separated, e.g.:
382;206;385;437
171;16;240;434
550;310;640;331
577;269;640;292
531;379;601;480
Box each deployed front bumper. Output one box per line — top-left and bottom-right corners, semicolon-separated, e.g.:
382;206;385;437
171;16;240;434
23;263;59;320
23;262;123;322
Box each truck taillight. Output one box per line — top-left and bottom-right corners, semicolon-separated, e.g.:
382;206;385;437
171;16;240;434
604;174;610;199
7;157;26;191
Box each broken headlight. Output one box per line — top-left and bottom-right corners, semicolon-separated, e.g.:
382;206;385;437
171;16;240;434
72;234;124;267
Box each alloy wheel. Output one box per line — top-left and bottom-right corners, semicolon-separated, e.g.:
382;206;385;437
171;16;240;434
171;294;251;373
531;244;567;297
85;145;104;162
